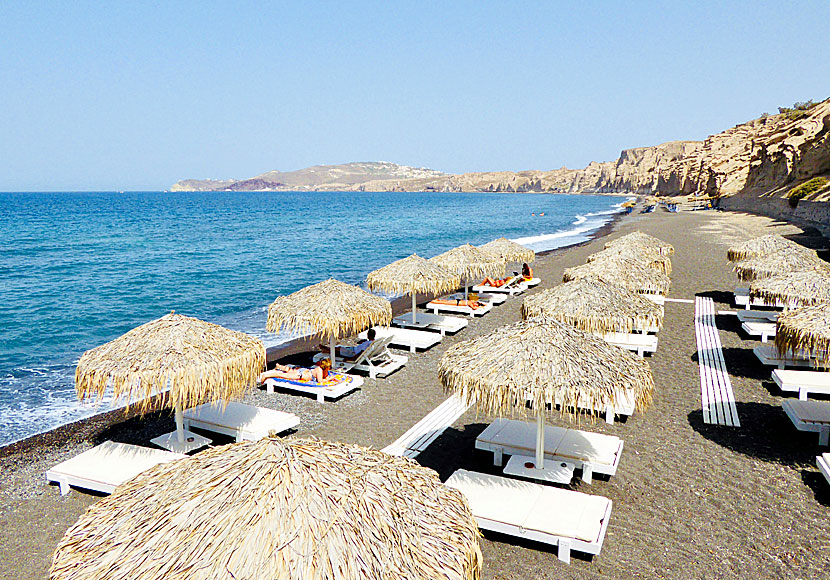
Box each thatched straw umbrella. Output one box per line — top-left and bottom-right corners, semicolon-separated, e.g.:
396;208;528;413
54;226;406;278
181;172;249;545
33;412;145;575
604;231;674;256
439;319;653;469
75;312;265;453
731;252;826;282
727;233;814;262
775;305;830;369
367;254;460;324
50;437;482;580
587;245;672;276
521;278;664;334
430;243;505;300
478;237;535;265
563;258;671;296
749;271;830;308
267;278;392;364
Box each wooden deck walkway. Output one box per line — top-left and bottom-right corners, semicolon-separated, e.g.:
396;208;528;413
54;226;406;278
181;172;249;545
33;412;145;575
382;395;471;458
694;296;740;427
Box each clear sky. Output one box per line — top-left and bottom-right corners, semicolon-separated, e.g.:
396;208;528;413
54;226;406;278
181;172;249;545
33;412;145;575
1;1;828;191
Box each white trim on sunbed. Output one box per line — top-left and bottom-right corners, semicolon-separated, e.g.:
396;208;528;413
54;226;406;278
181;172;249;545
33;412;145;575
599;332;658;357
772;369;830;400
818;453;830;485
427;299;493;318
392;311;468;335
359;326;441;353
736;310;778;324
444;469;612;563
783;399;830;445
183;401;299;442
450;291;506;305
472;276;528;296
741;321;775;342
315;336;407;378
265;373;363;403
475;418;623;484
46;441;185;496
753;345;814;369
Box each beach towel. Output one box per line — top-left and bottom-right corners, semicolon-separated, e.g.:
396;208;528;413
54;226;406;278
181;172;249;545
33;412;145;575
273;371;355;389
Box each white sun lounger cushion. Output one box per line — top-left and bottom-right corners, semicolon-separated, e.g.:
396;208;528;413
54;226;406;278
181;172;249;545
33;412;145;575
600;332;658;356
427;300;493;317
476;418;623;477
265;373;363;403
449;291;506;304
818;453;830;485
46;441;185;496
772;369;830;399
392;312;469;335
445;469;611;547
183;402;299;442
524;277;541;287
359;326;442;352
742;321;776;341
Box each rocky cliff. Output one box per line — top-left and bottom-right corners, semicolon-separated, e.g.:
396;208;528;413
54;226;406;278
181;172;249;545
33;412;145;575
172;99;830;205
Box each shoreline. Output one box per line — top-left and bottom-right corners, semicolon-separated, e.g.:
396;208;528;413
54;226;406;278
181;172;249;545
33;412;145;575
0;202;631;455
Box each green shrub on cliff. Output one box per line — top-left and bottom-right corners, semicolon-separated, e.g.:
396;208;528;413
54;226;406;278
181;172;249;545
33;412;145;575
788;177;828;207
778;100;818;121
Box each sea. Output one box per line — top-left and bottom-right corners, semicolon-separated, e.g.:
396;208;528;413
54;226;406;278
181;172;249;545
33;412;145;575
0;190;629;446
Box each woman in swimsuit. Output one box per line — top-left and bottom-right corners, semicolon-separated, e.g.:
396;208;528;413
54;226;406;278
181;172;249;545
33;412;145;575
259;358;331;384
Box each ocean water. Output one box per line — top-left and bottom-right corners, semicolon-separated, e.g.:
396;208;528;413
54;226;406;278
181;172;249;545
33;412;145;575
0;190;627;445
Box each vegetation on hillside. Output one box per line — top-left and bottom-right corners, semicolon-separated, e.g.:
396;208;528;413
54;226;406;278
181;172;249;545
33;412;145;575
788;176;828;207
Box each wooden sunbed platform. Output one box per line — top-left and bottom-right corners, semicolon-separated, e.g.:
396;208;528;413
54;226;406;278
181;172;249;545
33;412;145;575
694;296;740;427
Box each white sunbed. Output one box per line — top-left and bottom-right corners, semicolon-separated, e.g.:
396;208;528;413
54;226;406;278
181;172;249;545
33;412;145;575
772;369;830;400
315;336;408;378
736;310;778;324
741;321;776;342
600;332;658;357
524;277;541;287
450;291;506;305
818;453;830;485
472;276;528;296
475;418;624;484
265;372;363;403
753;345;815;369
782;399;830;445
182;401;299;442
642;293;666;306
393;311;468;335
46;440;185;496
444;469;612;564
552;388;636;424
427;299;493;318
358;326;441;353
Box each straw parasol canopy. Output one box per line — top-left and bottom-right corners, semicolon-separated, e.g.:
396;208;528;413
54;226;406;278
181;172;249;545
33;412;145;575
604;231;674;256
731;252;826;282
521;278;664;334
75;312;265;413
50;437;482;580
775;304;830;369
749;271;830;308
478;237;535;264
367;253;460;296
439;318;653;467
429;243;506;281
267;278;392;338
563;258;671;296
727;233;814;262
587;245;672;276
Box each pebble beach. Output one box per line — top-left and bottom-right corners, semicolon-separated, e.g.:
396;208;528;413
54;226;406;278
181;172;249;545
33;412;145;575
2;207;830;580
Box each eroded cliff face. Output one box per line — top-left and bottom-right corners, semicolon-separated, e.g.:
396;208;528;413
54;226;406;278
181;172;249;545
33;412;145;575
172;99;830;204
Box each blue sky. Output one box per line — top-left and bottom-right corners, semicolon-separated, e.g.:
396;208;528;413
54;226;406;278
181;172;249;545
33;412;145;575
1;2;828;191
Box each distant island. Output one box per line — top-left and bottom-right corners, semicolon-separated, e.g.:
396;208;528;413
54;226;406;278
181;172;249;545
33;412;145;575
173;99;830;232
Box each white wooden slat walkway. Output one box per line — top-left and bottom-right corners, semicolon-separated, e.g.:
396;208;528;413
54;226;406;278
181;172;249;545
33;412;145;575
694;296;740;427
382;395;472;458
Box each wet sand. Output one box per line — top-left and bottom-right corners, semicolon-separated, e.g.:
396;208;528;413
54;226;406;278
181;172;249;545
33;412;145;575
2;207;830;579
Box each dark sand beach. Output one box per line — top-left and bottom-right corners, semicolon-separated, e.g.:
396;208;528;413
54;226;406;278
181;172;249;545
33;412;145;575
2;207;830;579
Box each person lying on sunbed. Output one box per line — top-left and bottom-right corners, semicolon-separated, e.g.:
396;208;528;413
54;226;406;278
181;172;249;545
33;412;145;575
259;358;331;384
480;276;514;288
432;298;484;308
521;263;533;280
317;328;375;360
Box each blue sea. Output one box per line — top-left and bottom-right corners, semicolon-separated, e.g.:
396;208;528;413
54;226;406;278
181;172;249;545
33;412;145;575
0;190;628;446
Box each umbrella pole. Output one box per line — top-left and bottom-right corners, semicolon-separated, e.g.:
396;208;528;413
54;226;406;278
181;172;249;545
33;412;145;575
175;402;185;444
412;293;417;324
535;411;545;469
464;276;468;301
329;337;336;368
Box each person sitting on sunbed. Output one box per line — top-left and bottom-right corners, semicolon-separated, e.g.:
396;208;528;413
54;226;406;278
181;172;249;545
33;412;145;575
259;358;331;384
522;263;533;280
480;276;512;288
432;298;484;308
318;328;375;360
